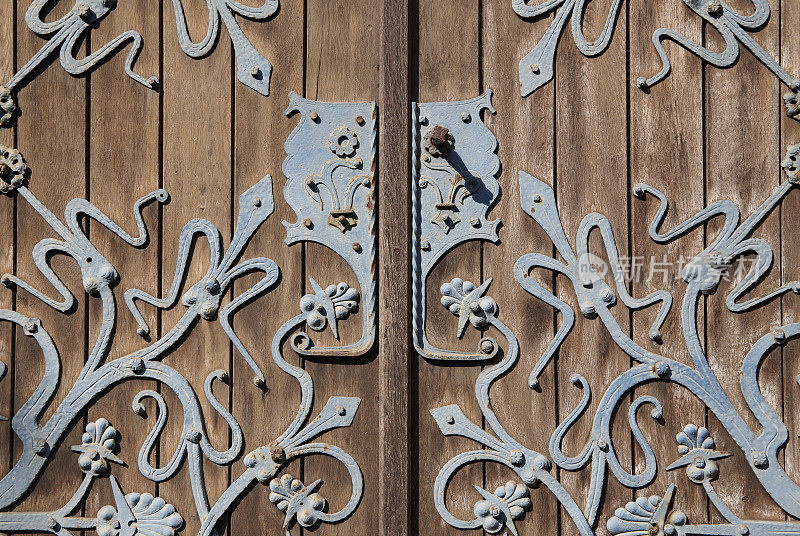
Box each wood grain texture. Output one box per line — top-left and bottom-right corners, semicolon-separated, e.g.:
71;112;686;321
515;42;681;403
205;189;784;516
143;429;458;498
628;0;708;523
229;2;305;534
416;1;481;534
781;0;800;498
84;0;161;519
13;2;86;530
554;4;631;536
158;4;232;533
482;0;559;530
304;1;381;534
0;0;14;484
379;0;410;532
704;0;782;521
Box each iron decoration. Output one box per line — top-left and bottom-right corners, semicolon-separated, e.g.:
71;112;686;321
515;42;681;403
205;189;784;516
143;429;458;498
0;95;370;534
282;93;377;358
513;0;800;117
430;144;800;536
412;91;502;362
0;0;279;128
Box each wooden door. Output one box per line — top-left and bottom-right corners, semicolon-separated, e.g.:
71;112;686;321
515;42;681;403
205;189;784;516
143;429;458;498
0;1;799;535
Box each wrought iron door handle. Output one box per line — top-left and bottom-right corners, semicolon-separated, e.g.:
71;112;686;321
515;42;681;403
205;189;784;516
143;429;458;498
411;91;502;362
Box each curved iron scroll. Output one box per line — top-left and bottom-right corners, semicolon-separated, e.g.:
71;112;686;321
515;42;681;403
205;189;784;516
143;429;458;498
430;144;800;535
513;0;800;117
0;94;369;534
0;0;278;128
412;91;502;362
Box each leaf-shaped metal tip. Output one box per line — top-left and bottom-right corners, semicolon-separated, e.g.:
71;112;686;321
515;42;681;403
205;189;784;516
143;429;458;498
237;57;273;97
239;174;274;219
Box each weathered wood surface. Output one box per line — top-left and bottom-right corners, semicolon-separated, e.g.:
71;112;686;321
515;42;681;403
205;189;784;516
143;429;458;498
0;0;797;534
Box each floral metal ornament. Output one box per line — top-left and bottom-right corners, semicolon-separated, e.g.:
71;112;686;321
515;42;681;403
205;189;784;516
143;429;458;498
431;144;800;535
283;93;376;357
268;474;327;529
473;481;532;536
513;0;800;117
412;92;502;362
0;115;364;533
430;277;594;535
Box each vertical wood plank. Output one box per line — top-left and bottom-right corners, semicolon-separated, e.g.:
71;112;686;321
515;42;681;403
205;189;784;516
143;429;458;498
303;1;381;534
704;0;782;520
84;0;161;518
554;4;630;536
781;0;800;498
481;0;559;531
0;0;14;482
13;0;86;525
380;0;410;531
416;0;480;533
229;2;305;534
159;4;232;533
628;0;708;521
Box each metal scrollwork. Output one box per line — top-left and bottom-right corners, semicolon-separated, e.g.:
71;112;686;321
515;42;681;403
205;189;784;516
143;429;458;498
283;93;376;357
1;0;278;129
431;144;800;535
514;0;800;117
0;94;367;532
412;92;502;362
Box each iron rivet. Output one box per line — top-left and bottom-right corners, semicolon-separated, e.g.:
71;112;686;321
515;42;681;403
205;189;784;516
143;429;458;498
654;361;671;377
337;406;347;416
355;115;365;126
772;327;787;343
33;438;49;456
422;155;431;163
740;526;750;535
461;112;471;122
707;0;722;15
636;77;649;90
664;525;676;536
470;216;480;227
309;111;319;122
533;194;542;203
250;66;261;77
253;198;262;207
254;377;266;389
445;415;455;425
270;445;285;462
508;450;524;466
1;274;11;287
531;64;541;74
570;374;581;385
47;518;59;530
421;240;431;251
753;451;768;468
303;218;313;228
186;429;202;443
695;457;706;469
352;242;362;252
76;3;91;19
131;358;145;374
481;339;495;354
597;440;608;450
24;320;37;334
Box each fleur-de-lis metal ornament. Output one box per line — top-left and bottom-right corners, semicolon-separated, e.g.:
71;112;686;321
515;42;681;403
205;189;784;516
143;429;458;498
283;93;377;357
513;0;800;117
412;92;502;362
